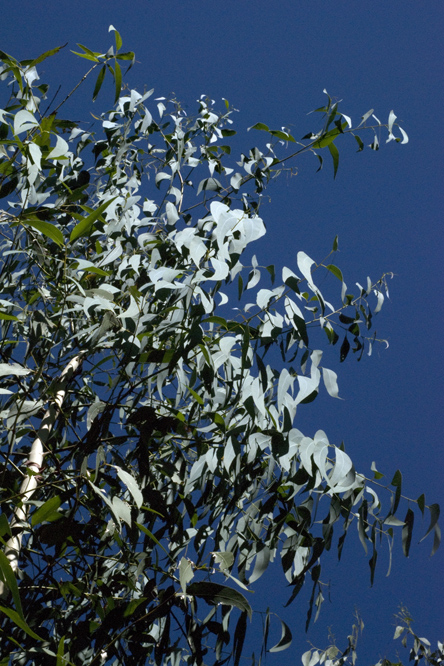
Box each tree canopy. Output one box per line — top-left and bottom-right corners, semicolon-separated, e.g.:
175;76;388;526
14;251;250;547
0;28;440;666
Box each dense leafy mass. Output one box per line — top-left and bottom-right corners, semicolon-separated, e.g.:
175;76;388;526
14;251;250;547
0;28;439;666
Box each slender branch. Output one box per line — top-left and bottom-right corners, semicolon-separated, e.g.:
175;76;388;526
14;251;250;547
0;353;85;600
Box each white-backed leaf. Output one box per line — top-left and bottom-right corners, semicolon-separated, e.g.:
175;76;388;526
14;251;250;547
0;363;31;377
358;109;374;127
115;467;143;509
212;551;234;572
328;447;354;490
296;251;316;291
322;367;341;399
112;497;132;526
179;557;194;594
14;109;39;135
48;135;70;160
86;399;105;430
249;546;270;583
165;201;179;225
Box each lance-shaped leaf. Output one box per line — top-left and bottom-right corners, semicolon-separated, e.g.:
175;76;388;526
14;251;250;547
0;363;31;377
31;496;62;527
0;553;44;640
187;582;253;619
70;197;117;241
22;216;64;247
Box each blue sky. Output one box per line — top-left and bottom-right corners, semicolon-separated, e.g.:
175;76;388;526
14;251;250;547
2;1;443;661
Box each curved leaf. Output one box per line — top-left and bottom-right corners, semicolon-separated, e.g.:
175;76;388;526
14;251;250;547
187;582;252;619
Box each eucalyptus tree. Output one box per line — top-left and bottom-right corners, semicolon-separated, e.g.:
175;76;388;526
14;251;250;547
0;27;439;666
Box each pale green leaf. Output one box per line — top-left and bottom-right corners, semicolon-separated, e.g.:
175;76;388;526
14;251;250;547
179;557;194;594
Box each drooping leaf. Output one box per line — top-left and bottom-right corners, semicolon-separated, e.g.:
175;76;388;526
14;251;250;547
402;508;414;557
92;65;106;102
391;470;402;514
179;557;194;594
187;582;253;619
419;503;440;543
233;612;248;666
113;59;122;104
328;141;339;178
340;336;350;362
322;368;341;399
115;466;143;508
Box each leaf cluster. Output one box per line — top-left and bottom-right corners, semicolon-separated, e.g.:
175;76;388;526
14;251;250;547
0;28;436;666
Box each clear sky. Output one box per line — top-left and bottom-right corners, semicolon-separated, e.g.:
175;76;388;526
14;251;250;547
2;1;443;662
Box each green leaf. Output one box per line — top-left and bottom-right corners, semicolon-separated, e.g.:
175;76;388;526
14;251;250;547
332;235;339;252
238;274;243;300
310;128;340;149
0;551;25;619
369;549;377;586
326;264;343;282
70;197;117;242
187;582;252;619
135;523;174;560
116;51;136;63
233;612;248;666
113;60;122;104
0;514;11;538
402;508;414;557
72;43;100;62
371;461;384;480
328;141;339;179
0;606;44;641
249;122;269;132
354;134;364;152
188;387;204;405
111;26;123;52
29;45;66;67
340;336;350;362
56;635;70;666
249;123;295;142
266;264;276;284
92;65;106;102
390;470;402;514
269;129;295;143
71;51;100;63
293;315;308;346
31;496;62;527
23;217;64;247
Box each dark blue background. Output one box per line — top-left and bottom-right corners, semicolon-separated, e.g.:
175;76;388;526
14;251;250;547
2;1;442;661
